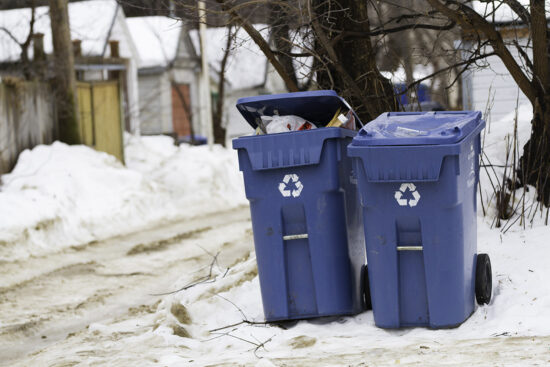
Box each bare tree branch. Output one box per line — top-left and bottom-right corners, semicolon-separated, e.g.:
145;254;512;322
530;0;549;93
512;38;534;73
501;0;531;25
426;0;536;104
0;0;35;70
215;0;299;92
339;20;456;39
0;26;21;45
399;51;496;99
308;0;379;118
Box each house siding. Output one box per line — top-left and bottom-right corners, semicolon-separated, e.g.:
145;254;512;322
138;73;173;135
462;42;530;124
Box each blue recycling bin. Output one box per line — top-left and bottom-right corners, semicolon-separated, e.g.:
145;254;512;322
348;111;492;328
232;90;366;321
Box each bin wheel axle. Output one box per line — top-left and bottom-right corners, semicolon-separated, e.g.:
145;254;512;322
475;253;492;305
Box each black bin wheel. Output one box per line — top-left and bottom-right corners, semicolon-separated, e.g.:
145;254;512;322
362;264;372;310
475;253;492;305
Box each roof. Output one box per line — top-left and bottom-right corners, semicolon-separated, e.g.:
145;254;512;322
0;0;120;62
189;25;270;90
126;16;182;68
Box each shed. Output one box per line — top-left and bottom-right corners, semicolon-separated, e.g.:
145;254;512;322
0;0;141;133
127;16;202;139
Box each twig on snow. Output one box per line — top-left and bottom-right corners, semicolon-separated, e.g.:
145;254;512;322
150;249;226;296
204;330;275;359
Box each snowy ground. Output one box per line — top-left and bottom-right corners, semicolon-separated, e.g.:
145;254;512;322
2;111;550;366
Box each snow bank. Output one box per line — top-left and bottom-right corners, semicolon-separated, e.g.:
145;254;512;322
0;136;246;261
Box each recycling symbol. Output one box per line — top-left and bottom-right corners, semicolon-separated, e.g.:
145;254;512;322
394;183;421;207
279;174;303;198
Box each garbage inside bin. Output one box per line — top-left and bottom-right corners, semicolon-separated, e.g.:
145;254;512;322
239;90;362;136
260;115;317;134
348;111;491;329
233;90;367;321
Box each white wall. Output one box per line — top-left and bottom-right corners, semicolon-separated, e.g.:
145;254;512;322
138;73;173;135
108;7;141;134
264;61;287;94
462;41;531;124
222;62;288;146
224;88;259;147
0;82;55;174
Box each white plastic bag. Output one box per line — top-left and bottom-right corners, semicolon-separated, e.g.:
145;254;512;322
261;115;316;134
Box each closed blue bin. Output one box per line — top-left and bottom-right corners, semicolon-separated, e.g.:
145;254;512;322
233;90;366;321
348;111;489;328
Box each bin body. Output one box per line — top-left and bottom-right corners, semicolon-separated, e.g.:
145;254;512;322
232;91;365;321
348;111;485;328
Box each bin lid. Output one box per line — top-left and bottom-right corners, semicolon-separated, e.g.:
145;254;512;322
352;111;483;146
235;90;363;129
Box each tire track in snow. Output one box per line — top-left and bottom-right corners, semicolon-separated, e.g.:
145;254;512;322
0;206;252;365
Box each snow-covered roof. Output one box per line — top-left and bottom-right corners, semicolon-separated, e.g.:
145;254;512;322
0;0;120;62
189;25;269;90
472;1;550;24
127;16;182;68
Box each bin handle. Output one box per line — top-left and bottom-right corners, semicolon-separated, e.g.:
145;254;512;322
396;246;423;251
283;234;309;241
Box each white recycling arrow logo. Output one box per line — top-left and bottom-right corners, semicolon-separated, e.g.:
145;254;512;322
278;174;303;198
394;182;421;207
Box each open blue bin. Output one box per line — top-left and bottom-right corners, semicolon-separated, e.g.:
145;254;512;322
233;90;366;321
348;111;491;328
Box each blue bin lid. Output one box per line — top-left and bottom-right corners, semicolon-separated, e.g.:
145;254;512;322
352;111;483;146
236;90;363;129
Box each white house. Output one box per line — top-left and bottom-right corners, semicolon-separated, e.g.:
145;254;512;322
127;16;202;139
461;1;544;124
0;0;141;133
461;46;530;124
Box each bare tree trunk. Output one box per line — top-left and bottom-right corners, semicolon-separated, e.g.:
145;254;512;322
49;0;80;144
212;25;233;146
269;2;299;90
521;102;550;204
312;0;398;122
517;1;550;203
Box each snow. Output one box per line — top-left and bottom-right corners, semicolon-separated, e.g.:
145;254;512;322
126;103;550;364
5;103;550;365
189;25;269;90
127;16;182;68
0;0;121;62
0;135;246;262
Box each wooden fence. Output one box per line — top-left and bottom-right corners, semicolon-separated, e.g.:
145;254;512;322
0;81;55;175
0;79;124;176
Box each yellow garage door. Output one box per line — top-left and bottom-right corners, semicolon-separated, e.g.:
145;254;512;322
77;81;124;163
